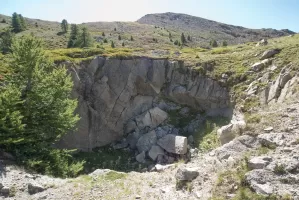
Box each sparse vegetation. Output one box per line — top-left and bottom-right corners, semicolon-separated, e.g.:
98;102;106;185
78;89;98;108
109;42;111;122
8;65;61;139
194;117;230;151
274;164;286;175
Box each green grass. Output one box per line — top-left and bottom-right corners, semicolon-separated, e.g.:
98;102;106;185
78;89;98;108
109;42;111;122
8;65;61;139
193;116;230;151
104;171;127;181
72;146;146;174
167;108;198;128
245;113;262;124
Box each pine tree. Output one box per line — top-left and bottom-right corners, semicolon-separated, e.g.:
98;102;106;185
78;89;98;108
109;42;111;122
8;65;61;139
122;41;125;47
0;28;14;53
174;40;179;45
222;41;228;47
79;27;92;47
169;32;172;39
0;35;79;146
210;40;218;47
187;35;191;41
111;41;115;48
0;35;83;177
102;32;105;37
18;14;26;30
67;24;79;48
130;35;134;41
12;12;22;33
61;19;68;33
103;38;108;43
118;35;121;40
181;33;187;44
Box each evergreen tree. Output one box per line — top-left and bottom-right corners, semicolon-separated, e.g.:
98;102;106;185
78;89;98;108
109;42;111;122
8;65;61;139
210;40;218;47
181;33;187;44
67;24;79;48
12;12;22;33
174;40;179;45
102;32;105;37
187;35;191;41
0;35;82;177
114;28;116;31
169;32;172;39
18;14;26;30
111;41;115;48
103;38;108;43
0;35;79;146
79;27;92;47
222;41;228;47
0;28;14;53
118;35;121;40
130;35;134;41
61;19;68;33
122;41;125;47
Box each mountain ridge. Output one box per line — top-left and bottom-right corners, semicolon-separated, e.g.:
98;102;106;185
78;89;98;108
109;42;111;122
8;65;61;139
0;12;295;49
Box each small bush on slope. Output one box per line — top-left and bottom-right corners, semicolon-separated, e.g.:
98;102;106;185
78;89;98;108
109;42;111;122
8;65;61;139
0;35;83;177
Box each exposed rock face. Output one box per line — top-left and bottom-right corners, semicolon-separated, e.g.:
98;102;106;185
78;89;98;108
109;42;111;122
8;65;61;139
175;167;199;181
217;112;246;145
136;130;157;153
248;156;272;169
157;135;188;154
28;182;45;194
58;57;230;150
251;59;271;72
148;145;165;161
260;49;280;60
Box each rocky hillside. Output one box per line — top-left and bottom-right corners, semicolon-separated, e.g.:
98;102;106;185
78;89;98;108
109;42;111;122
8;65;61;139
138;12;295;46
1;11;299;200
0;12;295;50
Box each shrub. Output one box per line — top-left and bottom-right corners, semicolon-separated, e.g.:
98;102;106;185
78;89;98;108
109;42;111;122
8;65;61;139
111;41;115;48
103;38;108;43
181;33;187;44
222;41;228;47
274;164;286;175
210;39;218;47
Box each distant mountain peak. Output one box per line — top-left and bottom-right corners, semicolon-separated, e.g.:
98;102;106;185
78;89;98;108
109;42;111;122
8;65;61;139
137;12;294;45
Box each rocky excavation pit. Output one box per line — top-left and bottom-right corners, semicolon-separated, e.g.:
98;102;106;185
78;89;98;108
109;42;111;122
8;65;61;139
56;56;233;165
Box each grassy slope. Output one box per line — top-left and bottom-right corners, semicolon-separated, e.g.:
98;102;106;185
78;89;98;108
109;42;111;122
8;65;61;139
1;13;299;96
0;12;294;51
